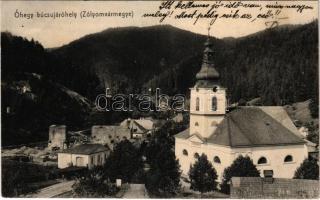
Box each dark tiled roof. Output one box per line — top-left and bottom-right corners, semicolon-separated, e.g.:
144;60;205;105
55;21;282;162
175;128;189;139
175;107;305;147
61;144;108;155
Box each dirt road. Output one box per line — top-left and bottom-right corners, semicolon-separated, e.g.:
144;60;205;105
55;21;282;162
123;184;149;198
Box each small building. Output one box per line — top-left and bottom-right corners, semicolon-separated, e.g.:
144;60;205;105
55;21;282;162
57;144;109;169
120;118;155;138
48;125;67;150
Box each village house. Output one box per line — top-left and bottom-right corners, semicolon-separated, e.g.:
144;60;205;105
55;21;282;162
120;118;155;138
174;37;310;181
57;144;109;169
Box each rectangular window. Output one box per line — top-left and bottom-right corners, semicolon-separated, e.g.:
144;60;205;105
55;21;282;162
196;97;200;111
212;97;217;111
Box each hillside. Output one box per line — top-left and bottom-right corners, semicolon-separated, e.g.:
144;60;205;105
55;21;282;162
52;25;223;94
284;100;319;145
52;22;318;106
1;73;94;146
1;32;101;100
144;22;318;105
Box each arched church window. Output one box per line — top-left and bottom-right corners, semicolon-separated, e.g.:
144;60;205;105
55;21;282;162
194;153;200;159
213;156;221;164
212;97;217;111
196;97;200;111
195;122;199;126
284;155;293;162
182;149;188;156
258;157;267;164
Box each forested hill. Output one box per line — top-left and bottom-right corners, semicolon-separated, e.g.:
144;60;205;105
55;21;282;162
52;25;223;94
223;21;318;105
52;21;318;106
144;21;318;105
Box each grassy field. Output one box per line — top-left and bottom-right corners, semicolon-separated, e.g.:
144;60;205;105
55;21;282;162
1;159;58;197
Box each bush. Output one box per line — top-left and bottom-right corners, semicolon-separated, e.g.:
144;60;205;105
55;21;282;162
2;160;57;197
305;122;319;145
72;167;118;197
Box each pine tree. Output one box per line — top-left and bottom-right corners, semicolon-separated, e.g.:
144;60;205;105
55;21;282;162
104;140;143;183
220;155;260;194
145;143;181;197
188;154;218;196
294;157;319;180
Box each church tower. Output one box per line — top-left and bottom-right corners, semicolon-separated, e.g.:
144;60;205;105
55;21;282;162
189;35;226;138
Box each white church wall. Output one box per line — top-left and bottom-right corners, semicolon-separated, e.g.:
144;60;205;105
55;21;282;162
176;137;308;181
231;144;308;179
175;138;233;181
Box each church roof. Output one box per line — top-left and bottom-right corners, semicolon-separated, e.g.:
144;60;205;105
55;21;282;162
175;107;305;147
195;37;220;87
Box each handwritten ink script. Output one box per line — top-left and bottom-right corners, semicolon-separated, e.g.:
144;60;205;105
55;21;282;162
142;1;313;27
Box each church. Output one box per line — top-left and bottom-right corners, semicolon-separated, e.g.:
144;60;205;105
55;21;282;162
174;36;308;181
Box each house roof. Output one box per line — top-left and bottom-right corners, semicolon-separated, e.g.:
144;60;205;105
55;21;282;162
134;119;154;130
175;107;305;147
132;121;148;133
60;144;109;155
120;119;154;131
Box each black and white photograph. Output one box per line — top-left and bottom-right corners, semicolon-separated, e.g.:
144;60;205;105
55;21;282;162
1;0;319;198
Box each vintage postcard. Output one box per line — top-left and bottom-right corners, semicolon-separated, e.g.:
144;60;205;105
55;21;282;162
1;0;319;198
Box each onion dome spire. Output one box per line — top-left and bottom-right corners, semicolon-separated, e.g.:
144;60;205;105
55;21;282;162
195;26;220;88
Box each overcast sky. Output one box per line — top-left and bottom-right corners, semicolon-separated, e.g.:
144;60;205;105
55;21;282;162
1;1;318;48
